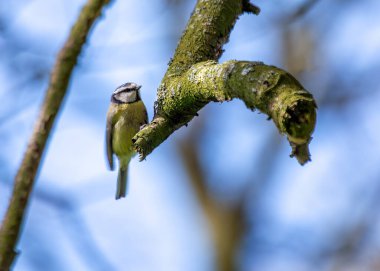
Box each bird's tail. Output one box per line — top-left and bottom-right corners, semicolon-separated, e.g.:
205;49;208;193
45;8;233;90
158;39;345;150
116;166;128;199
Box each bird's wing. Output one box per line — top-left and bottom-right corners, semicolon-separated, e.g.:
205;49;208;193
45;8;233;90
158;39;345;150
106;108;115;170
143;106;148;125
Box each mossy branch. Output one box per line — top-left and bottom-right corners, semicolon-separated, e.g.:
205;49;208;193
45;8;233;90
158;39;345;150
0;0;111;269
134;60;316;164
132;0;317;164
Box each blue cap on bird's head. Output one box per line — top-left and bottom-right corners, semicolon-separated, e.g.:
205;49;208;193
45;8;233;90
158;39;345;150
112;82;142;104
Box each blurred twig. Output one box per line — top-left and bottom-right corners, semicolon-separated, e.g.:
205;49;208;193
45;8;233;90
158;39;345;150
286;0;320;24
0;0;112;269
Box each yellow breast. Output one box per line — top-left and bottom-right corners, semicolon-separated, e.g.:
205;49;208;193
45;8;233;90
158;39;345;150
112;101;147;158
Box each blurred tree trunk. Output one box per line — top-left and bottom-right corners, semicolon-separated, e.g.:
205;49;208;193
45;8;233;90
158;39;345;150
177;117;245;271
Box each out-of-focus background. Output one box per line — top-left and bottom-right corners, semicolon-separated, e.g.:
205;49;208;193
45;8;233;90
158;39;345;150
1;0;380;270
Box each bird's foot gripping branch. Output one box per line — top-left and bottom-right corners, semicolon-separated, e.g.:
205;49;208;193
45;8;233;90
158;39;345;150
133;60;316;165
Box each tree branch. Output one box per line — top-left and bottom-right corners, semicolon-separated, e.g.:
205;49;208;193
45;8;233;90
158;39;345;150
133;0;317;165
134;60;316;164
165;0;243;76
0;0;112;269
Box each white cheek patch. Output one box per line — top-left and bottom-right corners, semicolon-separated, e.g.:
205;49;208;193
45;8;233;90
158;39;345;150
126;91;137;103
116;91;136;103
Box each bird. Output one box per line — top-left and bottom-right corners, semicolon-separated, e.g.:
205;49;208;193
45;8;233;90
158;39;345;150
106;82;148;199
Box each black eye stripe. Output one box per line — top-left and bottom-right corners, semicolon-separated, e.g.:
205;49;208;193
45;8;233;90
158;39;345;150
113;88;135;95
111;90;138;104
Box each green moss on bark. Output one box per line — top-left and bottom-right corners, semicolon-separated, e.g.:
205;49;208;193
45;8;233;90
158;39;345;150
166;0;243;77
134;61;316;164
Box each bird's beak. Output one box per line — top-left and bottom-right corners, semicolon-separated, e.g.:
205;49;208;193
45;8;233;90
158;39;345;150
137;85;142;90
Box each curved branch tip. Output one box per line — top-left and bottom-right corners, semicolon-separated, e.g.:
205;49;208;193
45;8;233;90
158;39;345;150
133;61;317;165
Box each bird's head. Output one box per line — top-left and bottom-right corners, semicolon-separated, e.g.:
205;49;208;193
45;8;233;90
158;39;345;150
111;82;142;104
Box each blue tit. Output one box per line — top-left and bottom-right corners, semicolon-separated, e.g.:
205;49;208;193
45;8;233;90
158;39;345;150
106;82;148;199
